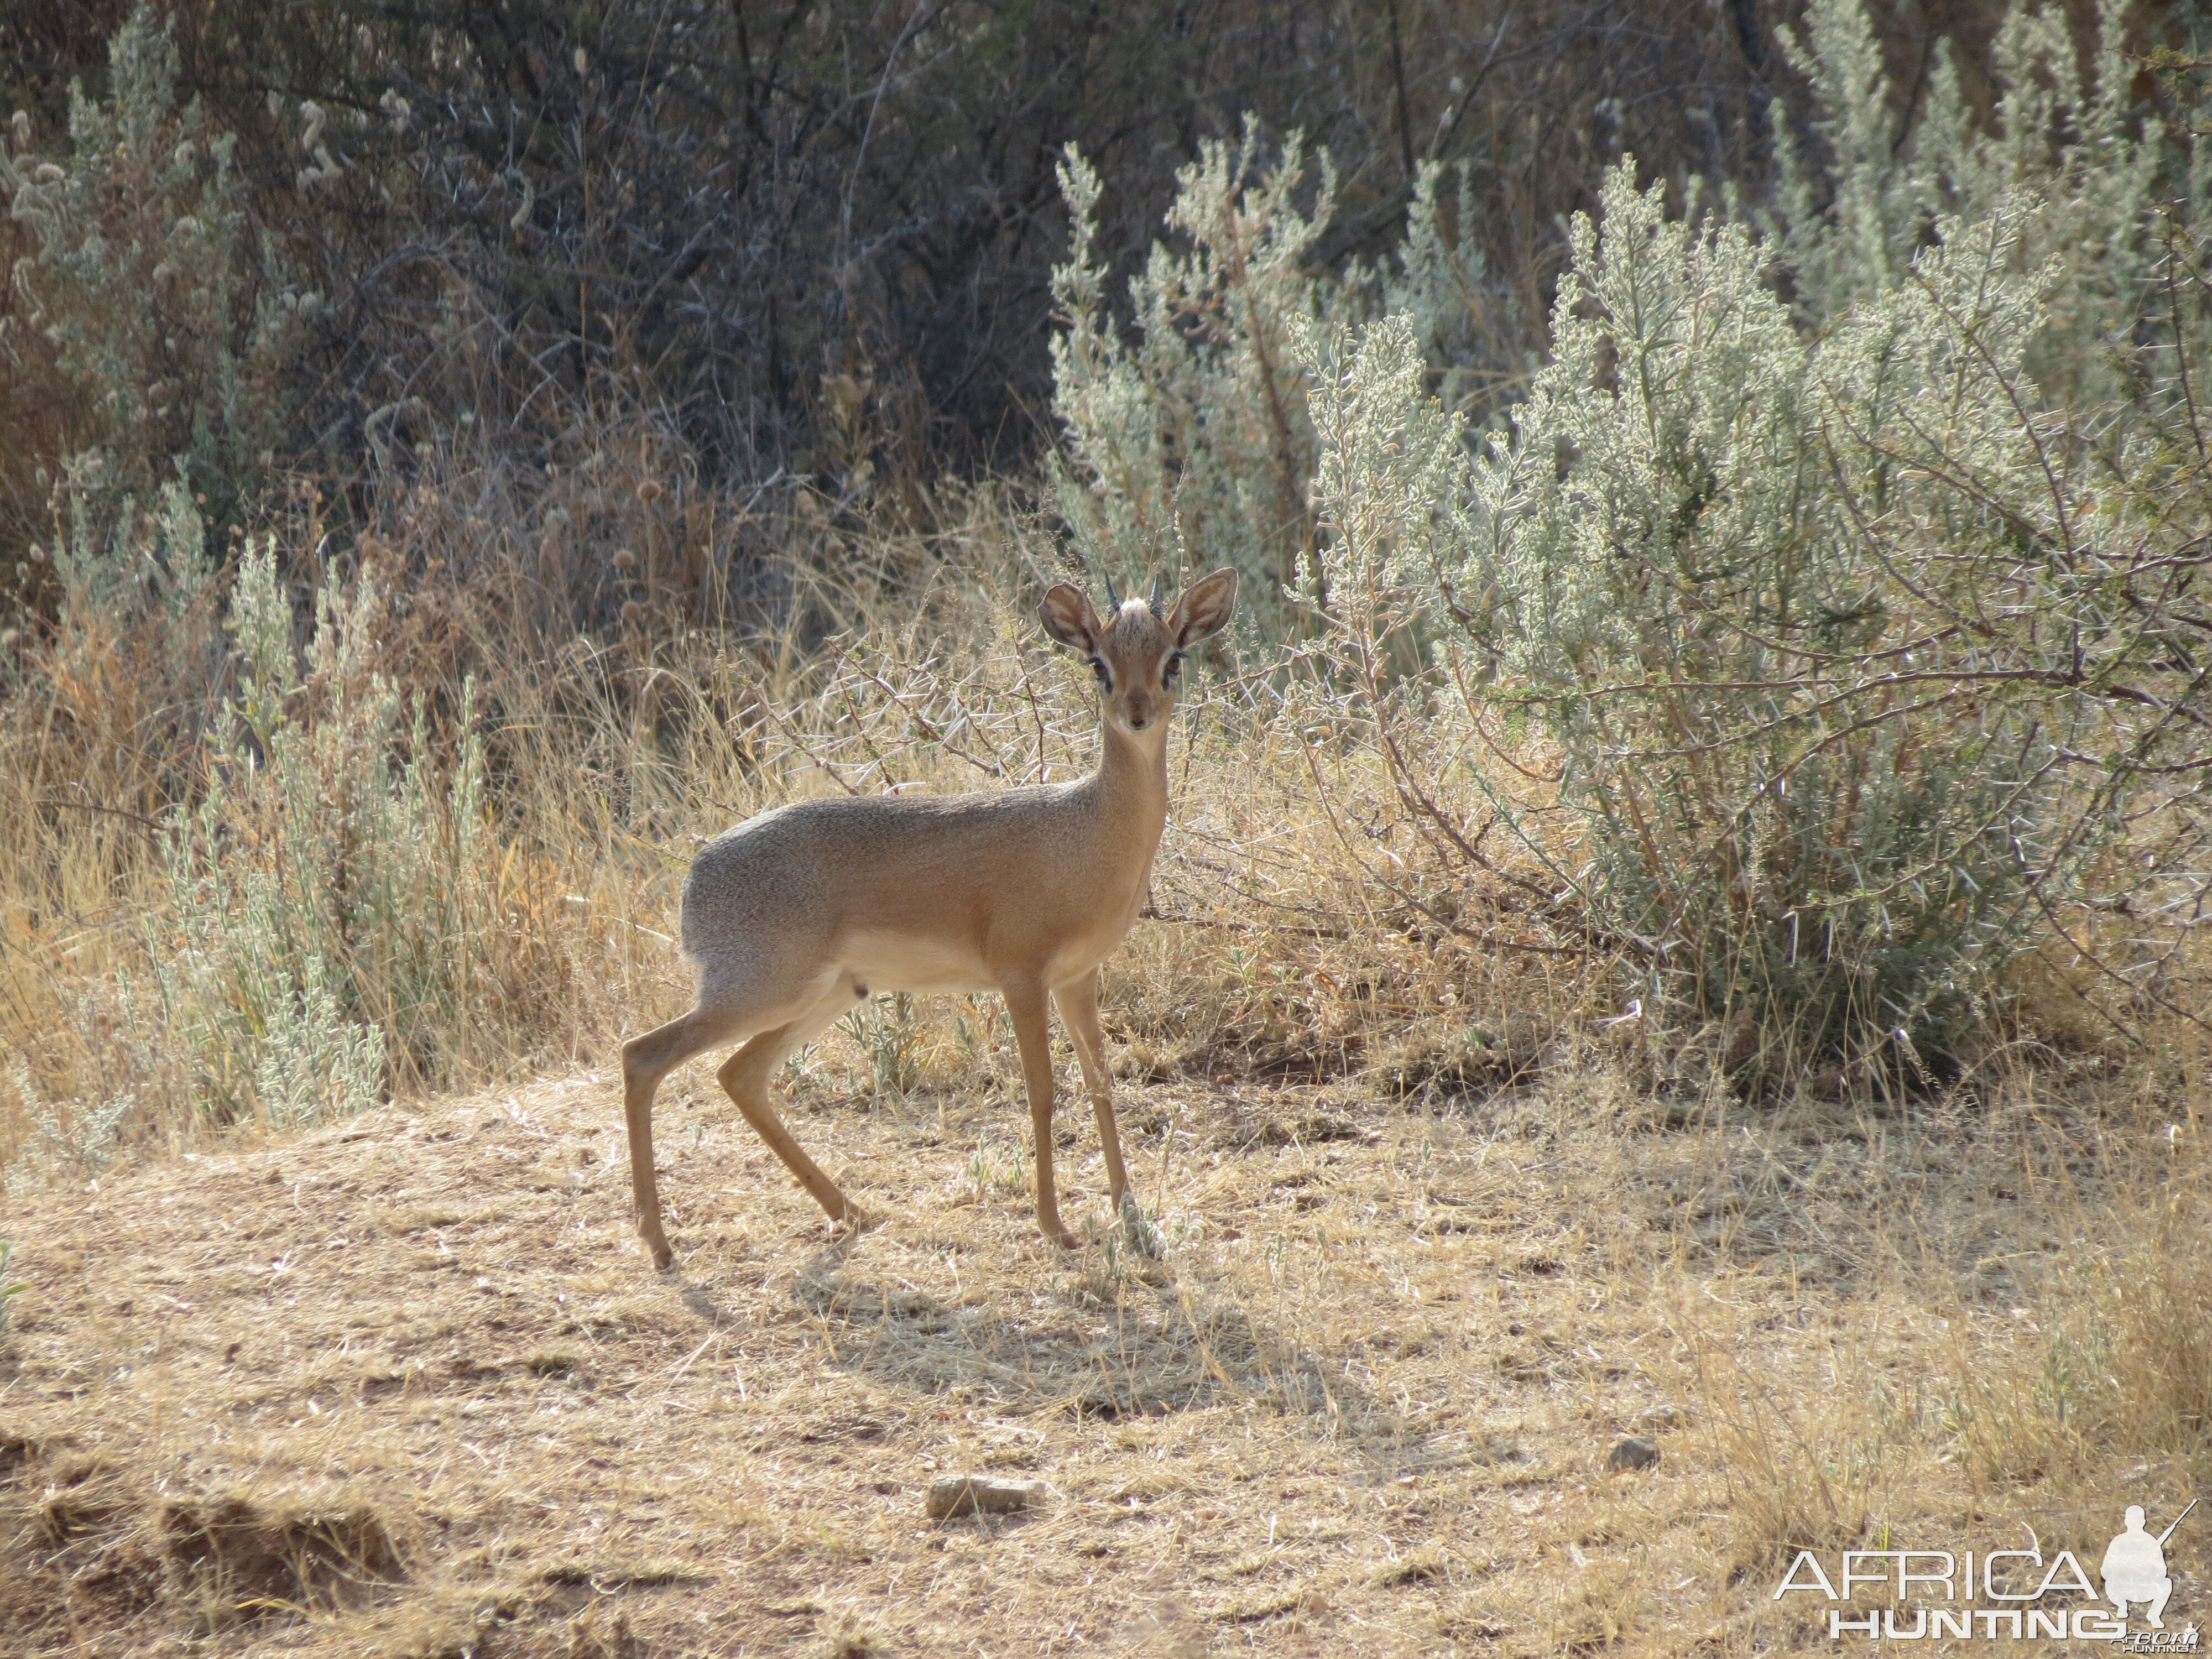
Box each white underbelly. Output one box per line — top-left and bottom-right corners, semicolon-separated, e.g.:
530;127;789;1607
841;930;997;995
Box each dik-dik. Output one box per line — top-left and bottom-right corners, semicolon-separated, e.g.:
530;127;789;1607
620;570;1238;1266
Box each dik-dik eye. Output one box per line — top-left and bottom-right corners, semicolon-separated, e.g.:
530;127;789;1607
1162;653;1183;685
1091;656;1113;689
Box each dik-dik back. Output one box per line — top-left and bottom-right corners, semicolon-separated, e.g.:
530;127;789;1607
679;779;1154;999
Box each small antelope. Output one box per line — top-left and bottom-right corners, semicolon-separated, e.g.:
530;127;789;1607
622;568;1238;1266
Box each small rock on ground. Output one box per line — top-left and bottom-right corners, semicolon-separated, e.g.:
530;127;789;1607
1606;1436;1661;1473
924;1474;1044;1520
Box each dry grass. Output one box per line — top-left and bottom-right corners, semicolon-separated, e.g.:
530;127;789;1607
2;1039;2204;1655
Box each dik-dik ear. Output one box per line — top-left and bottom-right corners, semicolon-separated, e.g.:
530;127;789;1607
1169;568;1238;646
1040;583;1102;653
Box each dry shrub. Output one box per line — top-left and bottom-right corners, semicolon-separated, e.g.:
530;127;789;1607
1945;1186;2212;1494
813;1608;893;1658
1370;1018;1550;1099
1682;1317;1947;1573
1538;1559;1651;1653
29;1451;135;1547
374;1586;539;1659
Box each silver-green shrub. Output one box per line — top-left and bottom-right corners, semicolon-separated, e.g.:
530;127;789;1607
1052;0;2178;645
1;2;317;545
1310;141;2209;1067
159;541;497;1128
1257;0;2210;1071
1050;123;1502;632
1768;0;2163;406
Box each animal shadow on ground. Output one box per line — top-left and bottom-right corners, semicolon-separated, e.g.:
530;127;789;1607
674;1233;1380;1435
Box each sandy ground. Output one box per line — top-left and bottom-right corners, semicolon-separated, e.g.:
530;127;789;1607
0;1061;2197;1656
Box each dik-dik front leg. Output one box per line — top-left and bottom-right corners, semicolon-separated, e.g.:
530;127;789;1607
1053;969;1129;1212
1003;975;1078;1249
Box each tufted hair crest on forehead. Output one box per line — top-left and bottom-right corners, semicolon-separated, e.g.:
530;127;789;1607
1102;599;1168;653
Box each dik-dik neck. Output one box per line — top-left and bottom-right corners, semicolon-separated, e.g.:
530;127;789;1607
1089;716;1171;852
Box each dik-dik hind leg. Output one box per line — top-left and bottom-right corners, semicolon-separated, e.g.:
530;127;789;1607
623;1004;752;1269
1054;969;1130;1211
717;979;866;1230
1004;975;1077;1250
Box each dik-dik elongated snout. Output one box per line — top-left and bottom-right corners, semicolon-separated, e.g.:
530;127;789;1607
1119;688;1163;733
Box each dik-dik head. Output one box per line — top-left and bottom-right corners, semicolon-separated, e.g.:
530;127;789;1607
1041;569;1238;737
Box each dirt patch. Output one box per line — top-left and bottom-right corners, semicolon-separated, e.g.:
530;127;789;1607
0;1433;405;1641
160;1491;403;1603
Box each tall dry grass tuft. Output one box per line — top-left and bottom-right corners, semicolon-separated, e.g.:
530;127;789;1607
1683;1314;1952;1573
1657;1067;2210;1593
1944;1180;2212;1496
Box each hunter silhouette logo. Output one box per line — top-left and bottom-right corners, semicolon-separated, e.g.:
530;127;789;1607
1773;1500;2200;1645
2105;1503;2194;1631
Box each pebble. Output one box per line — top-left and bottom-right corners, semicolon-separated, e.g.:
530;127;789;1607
1606;1436;1661;1473
924;1474;1044;1519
